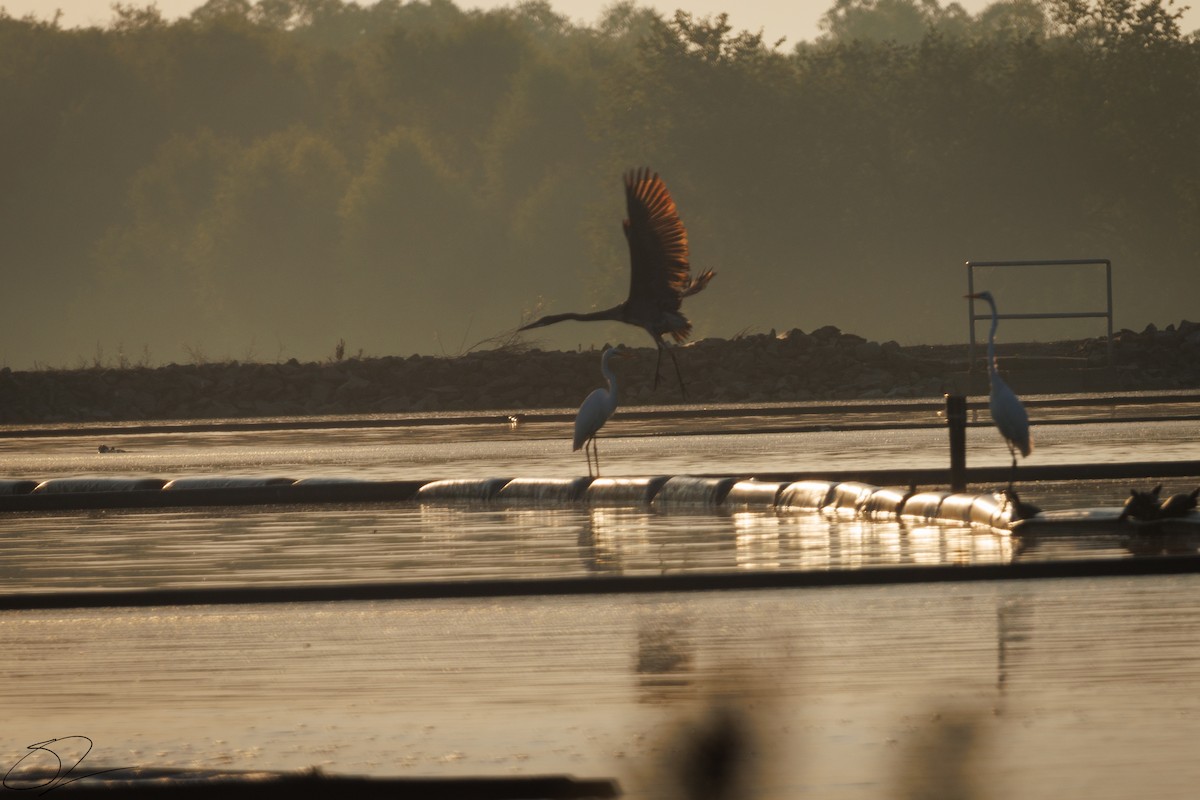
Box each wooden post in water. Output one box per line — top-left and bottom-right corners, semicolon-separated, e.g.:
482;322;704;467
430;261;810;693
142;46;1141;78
946;394;967;492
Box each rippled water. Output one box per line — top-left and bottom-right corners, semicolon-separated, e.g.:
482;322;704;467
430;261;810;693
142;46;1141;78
0;505;1032;593
2;400;1200;797
4;579;1200;799
3;397;1200;482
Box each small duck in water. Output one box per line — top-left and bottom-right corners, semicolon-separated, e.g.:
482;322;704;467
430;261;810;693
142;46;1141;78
1118;484;1163;522
1159;487;1199;518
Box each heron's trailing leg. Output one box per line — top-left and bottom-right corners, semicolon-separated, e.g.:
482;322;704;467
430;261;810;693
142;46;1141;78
653;341;688;399
666;345;687;399
591;437;602;478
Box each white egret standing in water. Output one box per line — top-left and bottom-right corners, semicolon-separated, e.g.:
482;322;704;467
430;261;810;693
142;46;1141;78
519;168;715;397
574;345;628;477
966;290;1032;487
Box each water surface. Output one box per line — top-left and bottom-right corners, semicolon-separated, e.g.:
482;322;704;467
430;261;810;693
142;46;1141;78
3;578;1199;799
2;400;1199;798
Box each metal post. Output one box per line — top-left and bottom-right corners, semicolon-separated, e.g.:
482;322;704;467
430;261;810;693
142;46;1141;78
965;258;1114;369
946;394;967;492
1105;259;1114;367
966;262;977;373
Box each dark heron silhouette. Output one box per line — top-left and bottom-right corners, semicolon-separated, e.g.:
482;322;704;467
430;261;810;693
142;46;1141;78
966;290;1032;490
519;168;715;397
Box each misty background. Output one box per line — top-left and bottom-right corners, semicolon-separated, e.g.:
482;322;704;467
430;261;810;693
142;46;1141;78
2;0;1197;370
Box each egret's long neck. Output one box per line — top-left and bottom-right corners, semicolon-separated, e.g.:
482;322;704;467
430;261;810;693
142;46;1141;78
983;295;1000;376
601;351;618;398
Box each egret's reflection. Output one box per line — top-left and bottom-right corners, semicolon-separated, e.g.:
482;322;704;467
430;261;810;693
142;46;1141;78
829;517;870;569
633;606;696;704
578;508;656;574
730;511;781;570
995;593;1034;713
578;508;741;575
420;503;594;577
777;511;834;570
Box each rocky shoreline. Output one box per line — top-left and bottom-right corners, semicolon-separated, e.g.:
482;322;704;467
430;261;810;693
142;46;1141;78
2;322;1198;425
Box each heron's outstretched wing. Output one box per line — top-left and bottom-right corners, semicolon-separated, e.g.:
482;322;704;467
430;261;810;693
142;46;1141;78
622;168;691;315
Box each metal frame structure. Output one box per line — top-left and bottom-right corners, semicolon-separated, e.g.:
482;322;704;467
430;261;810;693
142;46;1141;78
966;259;1113;371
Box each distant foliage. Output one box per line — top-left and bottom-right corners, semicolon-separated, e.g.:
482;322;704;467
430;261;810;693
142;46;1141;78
0;0;1197;367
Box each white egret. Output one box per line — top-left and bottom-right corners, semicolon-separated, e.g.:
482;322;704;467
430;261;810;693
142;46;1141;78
966;290;1032;486
574;345;628;477
520;168;714;397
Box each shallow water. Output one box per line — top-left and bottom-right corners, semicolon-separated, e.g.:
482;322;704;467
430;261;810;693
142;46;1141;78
1;505;1033;594
2;398;1200;482
2;400;1199;797
4;578;1200;799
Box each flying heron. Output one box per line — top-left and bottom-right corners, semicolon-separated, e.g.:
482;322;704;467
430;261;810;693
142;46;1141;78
519;168;714;397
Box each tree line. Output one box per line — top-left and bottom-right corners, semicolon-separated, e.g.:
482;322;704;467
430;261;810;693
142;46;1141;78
2;0;1197;369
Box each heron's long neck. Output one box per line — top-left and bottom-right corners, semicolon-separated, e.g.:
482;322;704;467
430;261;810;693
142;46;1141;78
540;305;624;325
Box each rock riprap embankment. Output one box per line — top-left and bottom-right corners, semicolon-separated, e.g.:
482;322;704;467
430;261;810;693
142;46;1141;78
1;322;1197;425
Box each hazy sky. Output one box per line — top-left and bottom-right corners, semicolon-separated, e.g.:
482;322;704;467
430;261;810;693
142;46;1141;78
6;0;1198;45
0;0;1124;43
7;0;845;42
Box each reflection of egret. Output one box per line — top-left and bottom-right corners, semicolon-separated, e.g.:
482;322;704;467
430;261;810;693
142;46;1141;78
574;345;628;477
966;290;1032;488
519;168;714;396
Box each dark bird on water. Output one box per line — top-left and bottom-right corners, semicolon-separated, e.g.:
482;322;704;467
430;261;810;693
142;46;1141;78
1119;484;1163;522
518;168;715;397
1118;484;1198;522
1159;487;1200;518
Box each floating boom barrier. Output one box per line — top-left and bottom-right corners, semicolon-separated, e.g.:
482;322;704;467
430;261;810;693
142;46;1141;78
4;472;1200;612
1;472;1198;538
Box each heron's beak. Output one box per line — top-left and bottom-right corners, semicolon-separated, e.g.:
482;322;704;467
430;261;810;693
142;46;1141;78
964;293;981;299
